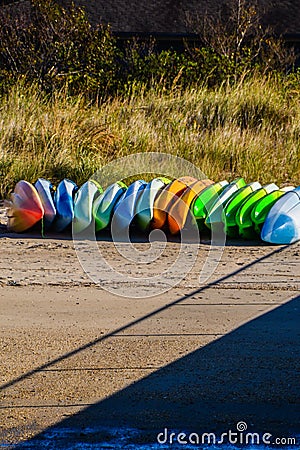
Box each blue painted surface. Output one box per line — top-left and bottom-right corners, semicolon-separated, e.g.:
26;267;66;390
34;178;56;229
261;186;300;244
54;179;78;232
112;180;147;233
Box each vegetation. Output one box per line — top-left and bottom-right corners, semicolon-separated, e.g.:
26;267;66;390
0;0;299;198
0;74;300;198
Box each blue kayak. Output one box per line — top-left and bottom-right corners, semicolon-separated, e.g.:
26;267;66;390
261;186;300;244
54;179;78;232
112;180;147;234
34;178;56;230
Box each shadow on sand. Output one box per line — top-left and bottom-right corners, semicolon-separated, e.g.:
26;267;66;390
5;246;298;448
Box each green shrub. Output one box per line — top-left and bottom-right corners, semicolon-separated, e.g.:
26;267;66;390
0;0;120;97
0;0;296;98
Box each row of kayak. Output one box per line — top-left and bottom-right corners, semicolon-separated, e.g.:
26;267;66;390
4;176;300;244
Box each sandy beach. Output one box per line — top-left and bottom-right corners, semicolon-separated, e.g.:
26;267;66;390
0;206;299;448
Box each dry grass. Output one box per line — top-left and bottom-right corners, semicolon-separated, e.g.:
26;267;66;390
0;75;300;198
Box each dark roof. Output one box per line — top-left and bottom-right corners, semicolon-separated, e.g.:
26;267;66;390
3;1;300;36
66;0;300;35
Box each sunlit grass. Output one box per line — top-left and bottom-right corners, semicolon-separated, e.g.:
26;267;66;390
0;74;299;198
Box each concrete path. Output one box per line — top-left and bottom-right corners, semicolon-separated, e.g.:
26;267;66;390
0;232;299;448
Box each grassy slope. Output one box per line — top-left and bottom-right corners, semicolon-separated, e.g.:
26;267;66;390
0;75;299;198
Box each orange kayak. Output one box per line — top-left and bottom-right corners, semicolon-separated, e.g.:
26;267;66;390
152;176;198;229
168;179;214;234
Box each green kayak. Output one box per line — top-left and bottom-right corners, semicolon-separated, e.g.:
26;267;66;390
236;183;278;239
251;186;295;235
205;178;246;229
224;182;262;237
93;181;127;232
192;180;228;230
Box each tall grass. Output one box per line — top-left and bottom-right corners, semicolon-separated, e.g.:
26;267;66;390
0;75;300;198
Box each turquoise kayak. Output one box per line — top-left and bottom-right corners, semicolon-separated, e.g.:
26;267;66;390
73;180;103;234
93;181;127;232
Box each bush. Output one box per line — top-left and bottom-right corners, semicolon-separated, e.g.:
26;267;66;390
0;0;296;98
0;0;120;97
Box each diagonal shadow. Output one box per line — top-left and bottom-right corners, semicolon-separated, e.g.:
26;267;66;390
1;244;299;448
0;244;292;392
14;295;299;448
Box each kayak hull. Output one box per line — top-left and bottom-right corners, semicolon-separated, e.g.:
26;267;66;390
135;178;170;232
112;180;147;234
93;181;127;232
251;187;295;235
35;178;56;229
224;182;262;237
205;178;246;229
168;179;214;234
54;179;78;232
236;183;278;239
261;187;300;244
73;180;102;233
6;180;44;232
152;176;198;229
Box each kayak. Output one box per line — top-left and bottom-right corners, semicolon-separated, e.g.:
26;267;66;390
251;186;295;235
205;178;246;229
224;182;262;237
192;180;228;229
168;179;214;234
73;180;103;234
236;183;278;239
261;186;300;244
54;179;78;232
5;180;44;232
93;181;127;232
135;177;171;232
152;176;198;229
34;178;56;230
112;180;147;233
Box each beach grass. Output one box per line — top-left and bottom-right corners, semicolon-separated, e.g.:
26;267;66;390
0;74;299;198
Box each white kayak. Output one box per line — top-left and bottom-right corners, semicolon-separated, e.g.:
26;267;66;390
135;177;170;232
261;186;300;244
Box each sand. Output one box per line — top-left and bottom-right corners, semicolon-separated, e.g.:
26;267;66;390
0;207;299;448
